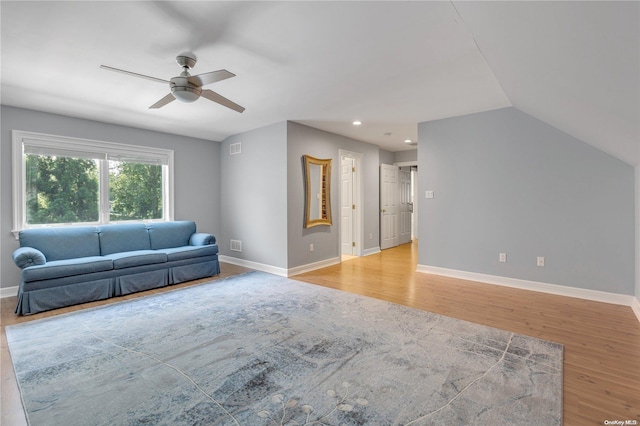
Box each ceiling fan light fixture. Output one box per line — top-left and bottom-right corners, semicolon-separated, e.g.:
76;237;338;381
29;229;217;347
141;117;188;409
171;87;200;103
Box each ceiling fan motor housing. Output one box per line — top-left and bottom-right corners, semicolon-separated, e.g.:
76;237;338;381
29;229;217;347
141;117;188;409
176;52;197;69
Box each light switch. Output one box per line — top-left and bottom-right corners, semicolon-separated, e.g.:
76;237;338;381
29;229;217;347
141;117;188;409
425;190;434;199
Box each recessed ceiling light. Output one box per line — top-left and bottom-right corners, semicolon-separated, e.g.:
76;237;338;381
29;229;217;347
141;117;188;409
404;139;413;144
352;121;362;126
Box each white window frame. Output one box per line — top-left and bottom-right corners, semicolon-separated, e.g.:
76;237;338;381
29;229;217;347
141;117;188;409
12;130;174;238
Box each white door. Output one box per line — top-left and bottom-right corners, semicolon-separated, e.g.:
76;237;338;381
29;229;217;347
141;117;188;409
380;163;399;250
341;157;355;255
398;169;412;245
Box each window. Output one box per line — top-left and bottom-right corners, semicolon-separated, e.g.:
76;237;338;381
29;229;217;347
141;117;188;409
12;130;173;235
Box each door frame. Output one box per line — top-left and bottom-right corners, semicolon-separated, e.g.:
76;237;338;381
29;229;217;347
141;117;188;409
395;161;418;242
398;167;412;245
339;149;363;257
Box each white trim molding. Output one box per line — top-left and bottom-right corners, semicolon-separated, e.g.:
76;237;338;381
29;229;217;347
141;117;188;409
339;149;364;257
288;257;341;277
219;255;340;278
11;129;174;236
394;161;418;167
417;265;639;322
219;255;288;277
0;286;19;299
632;297;640;323
362;246;381;256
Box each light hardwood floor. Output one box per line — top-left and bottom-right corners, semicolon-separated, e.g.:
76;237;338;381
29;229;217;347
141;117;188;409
2;242;639;425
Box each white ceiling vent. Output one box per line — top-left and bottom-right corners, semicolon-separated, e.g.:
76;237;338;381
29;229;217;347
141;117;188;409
230;142;241;155
230;239;242;252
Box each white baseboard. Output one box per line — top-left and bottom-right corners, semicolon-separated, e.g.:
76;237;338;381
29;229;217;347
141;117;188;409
0;285;19;299
287;257;341;276
362;247;381;256
219;255;289;277
632;297;640;323
219;255;340;278
417;265;638;320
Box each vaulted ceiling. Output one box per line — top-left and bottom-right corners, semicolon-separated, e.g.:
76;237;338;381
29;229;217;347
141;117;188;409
1;1;638;165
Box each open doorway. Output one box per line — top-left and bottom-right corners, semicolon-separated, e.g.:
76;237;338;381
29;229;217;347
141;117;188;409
339;150;363;260
380;163;417;250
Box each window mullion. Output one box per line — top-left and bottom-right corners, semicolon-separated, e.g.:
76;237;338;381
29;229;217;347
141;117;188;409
99;157;110;224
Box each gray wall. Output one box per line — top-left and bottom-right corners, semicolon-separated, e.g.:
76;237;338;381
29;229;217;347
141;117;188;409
219;121;383;271
418;107;635;295
394;149;417;164
219;122;288;269
379;149;395;165
287;122;382;268
1;106;221;289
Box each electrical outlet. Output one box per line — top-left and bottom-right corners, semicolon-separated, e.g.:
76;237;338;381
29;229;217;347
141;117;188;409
537;256;545;267
310;243;314;252
499;253;507;263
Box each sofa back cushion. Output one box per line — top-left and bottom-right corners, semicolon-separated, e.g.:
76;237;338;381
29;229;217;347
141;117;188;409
147;221;196;249
98;223;150;255
19;226;100;261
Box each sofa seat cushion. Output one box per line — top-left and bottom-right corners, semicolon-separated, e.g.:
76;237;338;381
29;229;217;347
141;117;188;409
22;257;113;283
105;250;167;269
161;245;219;261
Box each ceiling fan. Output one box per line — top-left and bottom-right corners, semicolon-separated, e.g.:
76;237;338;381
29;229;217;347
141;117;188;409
100;52;245;113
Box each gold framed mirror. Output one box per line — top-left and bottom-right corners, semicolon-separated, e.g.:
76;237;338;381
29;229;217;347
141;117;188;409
303;155;332;228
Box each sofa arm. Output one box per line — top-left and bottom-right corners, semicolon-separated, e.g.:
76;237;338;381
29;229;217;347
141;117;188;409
189;233;216;246
13;247;47;269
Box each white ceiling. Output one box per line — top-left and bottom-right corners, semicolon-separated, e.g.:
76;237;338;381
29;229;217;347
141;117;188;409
1;1;638;164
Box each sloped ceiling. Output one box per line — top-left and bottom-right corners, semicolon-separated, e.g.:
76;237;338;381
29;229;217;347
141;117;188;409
454;1;639;165
1;1;638;165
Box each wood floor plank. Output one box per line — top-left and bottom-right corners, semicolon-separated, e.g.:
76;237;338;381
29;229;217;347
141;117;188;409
2;244;639;425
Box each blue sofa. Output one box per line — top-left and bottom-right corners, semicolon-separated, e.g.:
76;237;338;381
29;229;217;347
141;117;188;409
12;221;219;315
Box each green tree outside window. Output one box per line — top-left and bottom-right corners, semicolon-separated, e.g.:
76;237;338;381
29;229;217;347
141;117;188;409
109;161;163;220
25;155;163;224
25;155;99;224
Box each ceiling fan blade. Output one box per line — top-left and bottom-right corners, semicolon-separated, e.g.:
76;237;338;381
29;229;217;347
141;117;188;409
201;89;245;113
187;69;235;87
100;65;169;84
149;93;176;109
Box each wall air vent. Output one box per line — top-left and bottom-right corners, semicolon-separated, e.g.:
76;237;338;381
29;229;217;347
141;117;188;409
230;239;242;252
230;142;241;155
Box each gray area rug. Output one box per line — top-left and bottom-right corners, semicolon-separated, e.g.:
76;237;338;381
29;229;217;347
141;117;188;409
6;271;562;425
